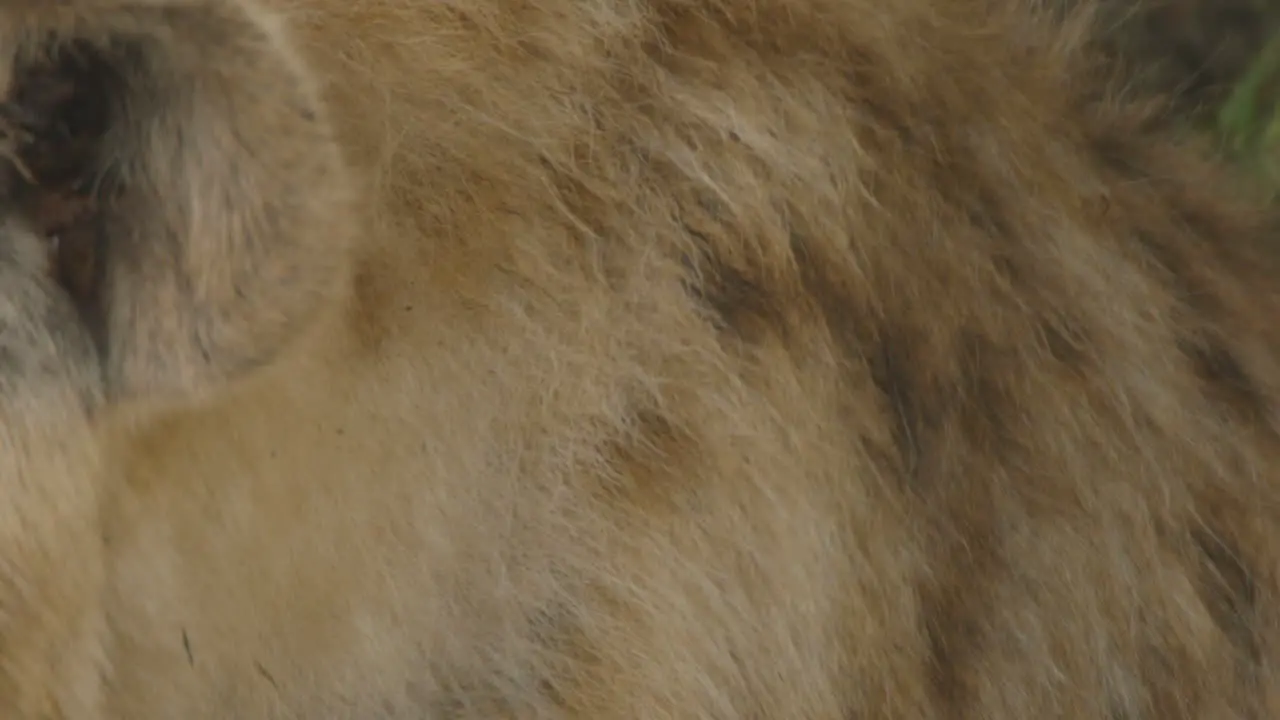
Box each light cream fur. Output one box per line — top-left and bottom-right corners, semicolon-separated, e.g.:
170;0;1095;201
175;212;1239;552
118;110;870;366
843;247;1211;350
0;0;1278;717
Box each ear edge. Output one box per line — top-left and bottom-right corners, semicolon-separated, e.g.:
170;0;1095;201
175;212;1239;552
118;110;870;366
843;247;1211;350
0;0;356;410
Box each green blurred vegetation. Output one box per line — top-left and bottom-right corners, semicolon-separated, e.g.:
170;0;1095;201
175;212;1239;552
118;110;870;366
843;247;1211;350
1218;29;1280;187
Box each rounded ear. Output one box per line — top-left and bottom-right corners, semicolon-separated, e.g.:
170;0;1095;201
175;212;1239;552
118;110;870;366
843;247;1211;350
0;0;353;409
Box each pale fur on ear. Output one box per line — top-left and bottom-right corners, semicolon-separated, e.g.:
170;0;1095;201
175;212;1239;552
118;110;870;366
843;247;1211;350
0;0;353;411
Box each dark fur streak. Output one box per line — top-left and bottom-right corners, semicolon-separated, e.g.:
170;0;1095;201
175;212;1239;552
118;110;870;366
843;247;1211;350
1191;526;1261;665
1129;230;1270;421
1040;320;1089;366
253;661;279;691
592;396;689;507
0;344;18;377
680;224;781;343
786;227;936;484
867;334;922;479
1180;335;1269;422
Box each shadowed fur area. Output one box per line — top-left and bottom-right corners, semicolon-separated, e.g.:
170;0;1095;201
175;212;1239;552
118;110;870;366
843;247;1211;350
1051;0;1280;118
0;0;1277;717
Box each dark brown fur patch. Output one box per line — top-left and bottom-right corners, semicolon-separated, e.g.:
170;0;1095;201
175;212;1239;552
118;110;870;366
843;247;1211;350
682;248;782;345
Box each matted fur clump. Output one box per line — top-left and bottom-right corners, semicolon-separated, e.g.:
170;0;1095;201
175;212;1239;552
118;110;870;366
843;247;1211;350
0;0;1277;717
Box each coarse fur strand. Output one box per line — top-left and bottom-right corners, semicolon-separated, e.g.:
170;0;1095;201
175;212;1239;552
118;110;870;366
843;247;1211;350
0;0;1275;717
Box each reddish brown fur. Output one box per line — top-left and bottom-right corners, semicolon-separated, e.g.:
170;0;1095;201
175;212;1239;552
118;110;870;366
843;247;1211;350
0;0;1276;717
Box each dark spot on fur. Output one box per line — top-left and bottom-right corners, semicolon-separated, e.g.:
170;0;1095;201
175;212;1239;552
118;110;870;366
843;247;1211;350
787;228;855;353
253;661;279;691
959;185;1018;244
181;629;194;666
683;246;781;344
867;332;922;480
988;251;1022;289
621;407;683;477
592;394;704;516
786;226;1024;490
1181;335;1269;422
1040;318;1091;367
0;344;18;376
1128;228;1271;422
1191;526;1260;665
675;193;790;347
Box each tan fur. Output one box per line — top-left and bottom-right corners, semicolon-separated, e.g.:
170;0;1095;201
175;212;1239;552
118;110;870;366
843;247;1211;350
0;0;1278;717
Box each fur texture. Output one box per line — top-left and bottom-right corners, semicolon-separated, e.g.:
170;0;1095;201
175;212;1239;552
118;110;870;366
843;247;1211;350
0;0;1278;717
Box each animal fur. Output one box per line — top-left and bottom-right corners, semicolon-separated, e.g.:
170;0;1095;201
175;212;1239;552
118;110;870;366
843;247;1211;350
0;0;1277;717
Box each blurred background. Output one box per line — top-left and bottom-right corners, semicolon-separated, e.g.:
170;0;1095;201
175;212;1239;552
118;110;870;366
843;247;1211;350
1089;0;1280;185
